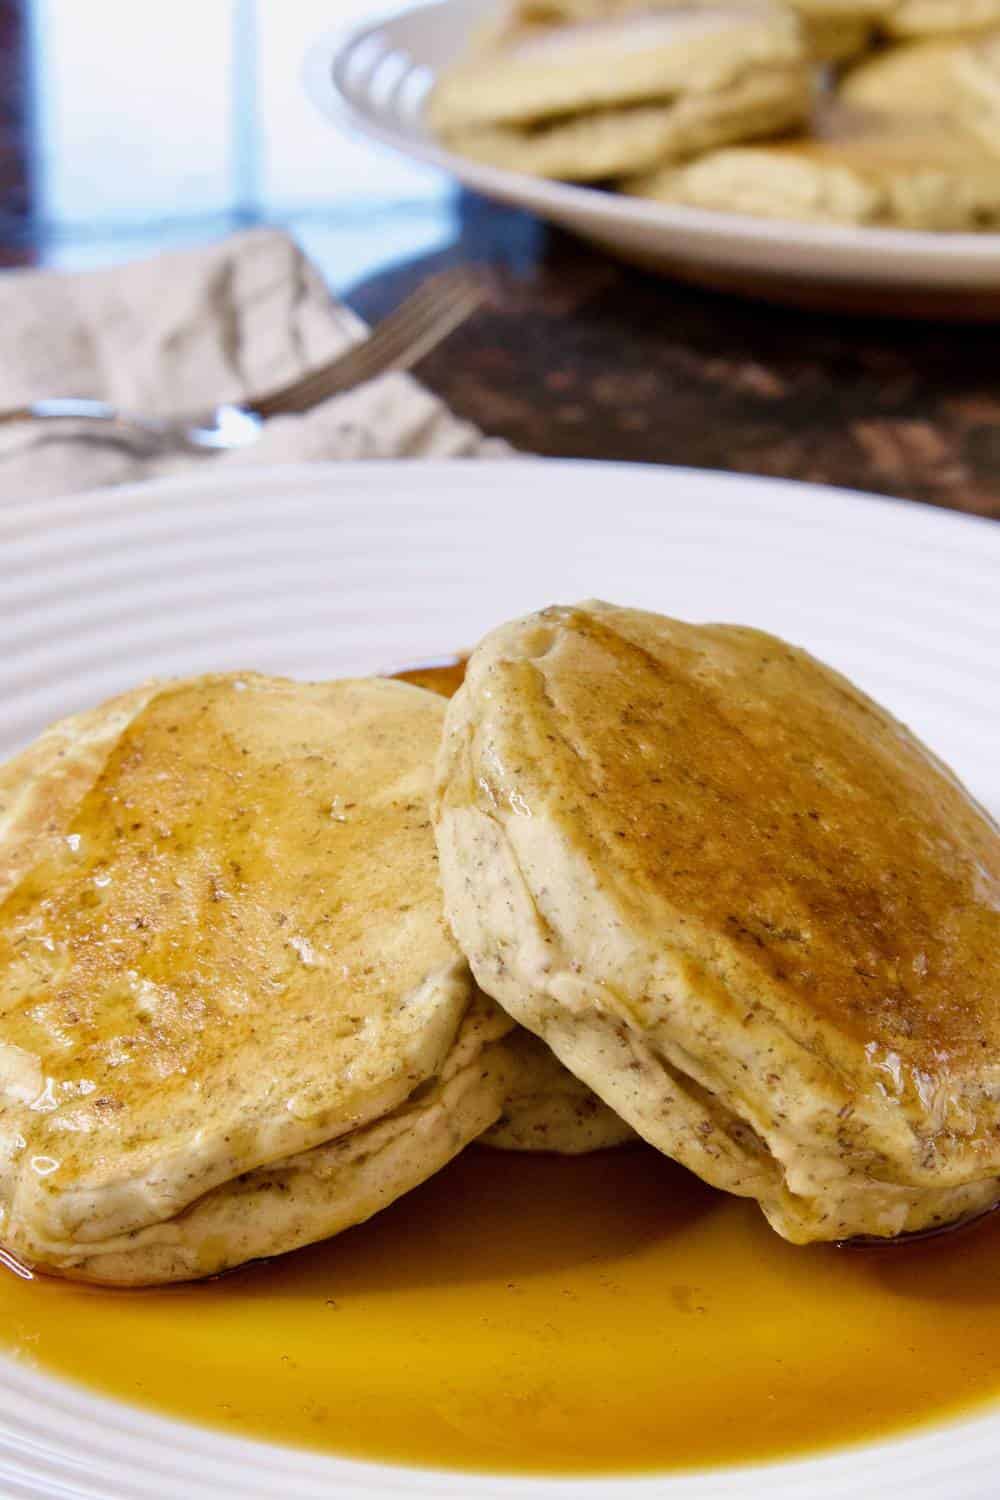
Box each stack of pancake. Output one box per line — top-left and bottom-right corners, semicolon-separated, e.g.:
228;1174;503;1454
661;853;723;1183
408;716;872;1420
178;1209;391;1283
1;601;997;1285
428;0;1000;229
427;3;814;180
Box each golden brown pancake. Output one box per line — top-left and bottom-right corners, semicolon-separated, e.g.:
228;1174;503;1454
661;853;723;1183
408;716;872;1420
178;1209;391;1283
427;5;811;179
623;93;1000;227
433;602;1000;1243
432;69;811;181
0;674;512;1284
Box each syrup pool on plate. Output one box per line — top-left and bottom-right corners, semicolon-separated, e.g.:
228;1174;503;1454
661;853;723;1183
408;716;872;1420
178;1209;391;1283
5;1145;1000;1474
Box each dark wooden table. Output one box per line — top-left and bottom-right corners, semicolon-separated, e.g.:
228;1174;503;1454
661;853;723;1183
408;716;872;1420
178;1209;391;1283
1;0;998;519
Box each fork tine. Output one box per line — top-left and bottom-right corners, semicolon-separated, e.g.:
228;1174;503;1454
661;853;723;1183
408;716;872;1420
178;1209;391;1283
261;290;470;414
308;285;483;396
251;270;488;419
267;272;485;411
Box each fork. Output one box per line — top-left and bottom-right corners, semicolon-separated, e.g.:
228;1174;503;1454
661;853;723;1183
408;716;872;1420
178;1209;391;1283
0;267;488;458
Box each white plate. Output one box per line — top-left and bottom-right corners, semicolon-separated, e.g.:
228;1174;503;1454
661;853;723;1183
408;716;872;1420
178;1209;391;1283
1;459;998;1499
304;0;1000;318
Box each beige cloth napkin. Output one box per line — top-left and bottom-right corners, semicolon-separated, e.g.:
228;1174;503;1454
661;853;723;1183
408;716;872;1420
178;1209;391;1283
0;228;506;503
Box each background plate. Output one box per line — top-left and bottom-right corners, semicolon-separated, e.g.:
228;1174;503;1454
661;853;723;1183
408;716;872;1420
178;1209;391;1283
304;0;1000;319
1;459;999;1498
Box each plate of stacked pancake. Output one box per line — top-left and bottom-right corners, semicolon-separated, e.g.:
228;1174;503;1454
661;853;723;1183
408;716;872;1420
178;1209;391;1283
1;458;999;1498
306;0;1000;314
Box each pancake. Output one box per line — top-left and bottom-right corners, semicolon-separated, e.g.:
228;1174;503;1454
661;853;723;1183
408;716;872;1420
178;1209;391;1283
509;0;875;56
0;674;512;1284
884;0;1000;36
511;0;1000;40
482;1028;637;1151
433;602;1000;1243
839;34;980;114
952;32;1000;151
435;67;811;180
427;6;808;134
622;91;1000;226
389;658;633;1152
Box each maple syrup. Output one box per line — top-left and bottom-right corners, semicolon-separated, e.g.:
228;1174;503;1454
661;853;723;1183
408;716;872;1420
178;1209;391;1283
4;1146;1000;1474
3;659;1000;1476
392;655;469;698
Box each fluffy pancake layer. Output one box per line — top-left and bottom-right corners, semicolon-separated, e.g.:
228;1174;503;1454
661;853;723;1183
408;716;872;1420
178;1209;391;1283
31;991;510;1285
482;1027;637;1151
0;674;512;1283
433;602;1000;1242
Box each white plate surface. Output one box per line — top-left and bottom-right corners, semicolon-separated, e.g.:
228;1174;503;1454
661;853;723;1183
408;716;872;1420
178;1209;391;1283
304;0;1000;312
1;459;998;1499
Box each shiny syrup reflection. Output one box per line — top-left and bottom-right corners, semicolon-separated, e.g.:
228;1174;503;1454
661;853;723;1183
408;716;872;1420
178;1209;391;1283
2;660;1000;1476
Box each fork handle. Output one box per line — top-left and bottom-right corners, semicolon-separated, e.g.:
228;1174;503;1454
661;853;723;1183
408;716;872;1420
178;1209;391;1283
0;398;126;426
0;398;239;456
0;398;179;457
